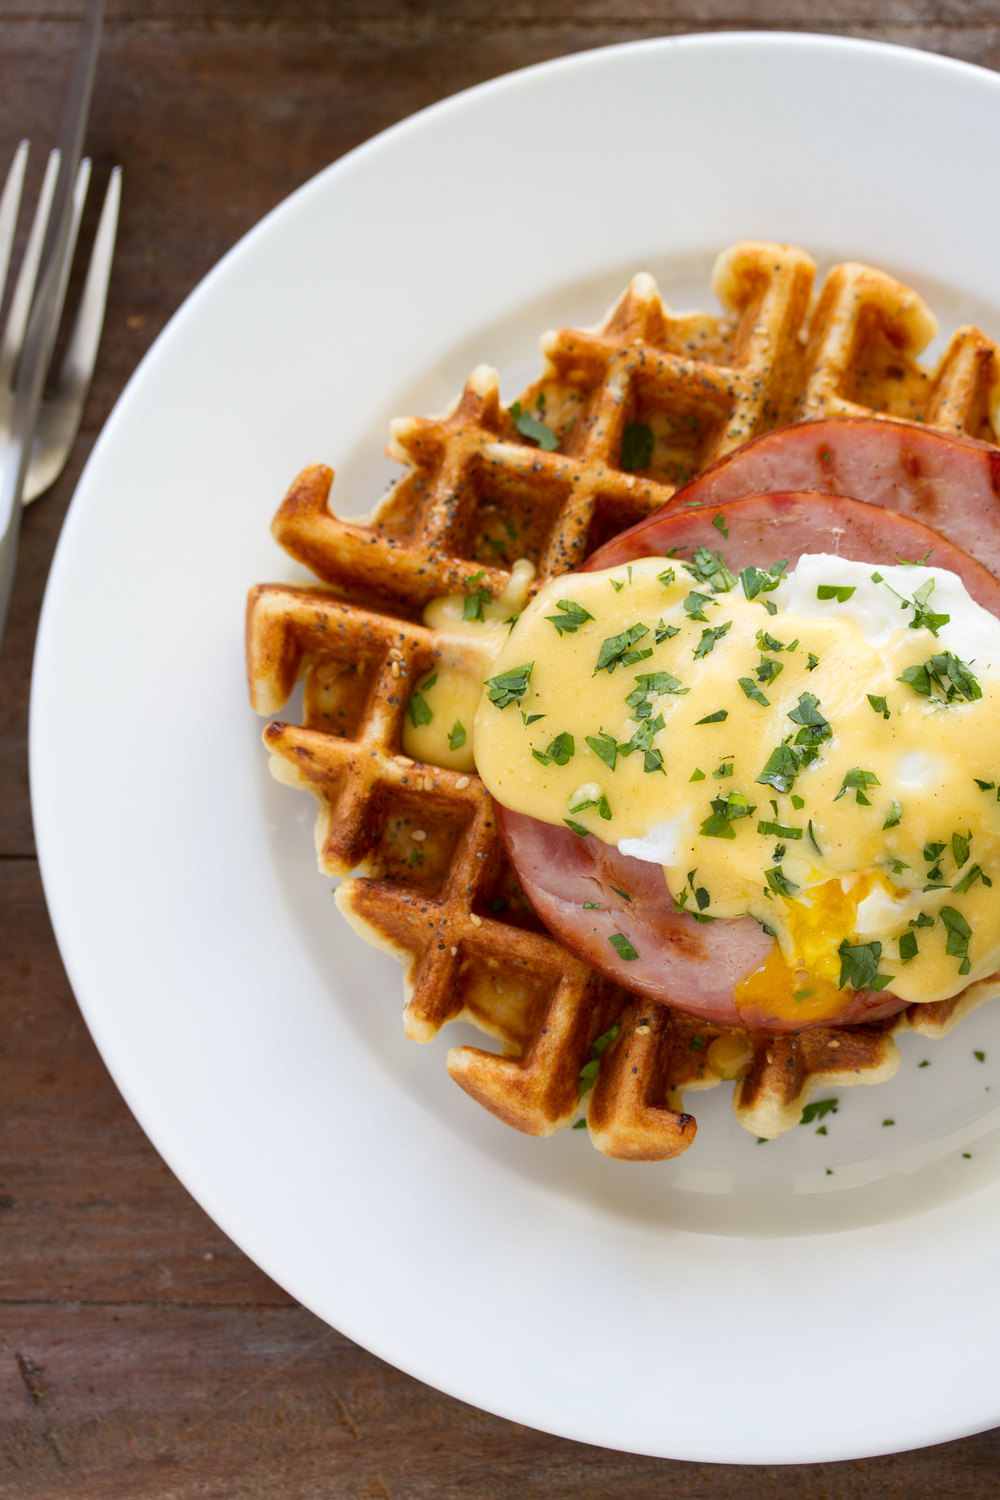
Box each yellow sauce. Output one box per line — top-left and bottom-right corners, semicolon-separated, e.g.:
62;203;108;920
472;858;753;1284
402;560;537;770
473;554;1000;1010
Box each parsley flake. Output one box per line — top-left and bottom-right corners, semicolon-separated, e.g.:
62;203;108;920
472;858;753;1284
834;767;881;805
595;623;652;674
485;662;533;709
509;400;558;450
545;599;594;635
620;421;654;471
693;620;732;659
532;731;575;767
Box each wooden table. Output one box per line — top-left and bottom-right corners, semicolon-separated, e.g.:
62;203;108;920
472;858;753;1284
4;4;1000;1494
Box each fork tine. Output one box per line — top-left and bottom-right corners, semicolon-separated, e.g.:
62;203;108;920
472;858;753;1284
0;141;29;303
49;164;119;397
0;146;61;383
22;165;120;505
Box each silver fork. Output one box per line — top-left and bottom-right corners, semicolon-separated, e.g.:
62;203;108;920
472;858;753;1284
0;0;109;645
0;142;121;505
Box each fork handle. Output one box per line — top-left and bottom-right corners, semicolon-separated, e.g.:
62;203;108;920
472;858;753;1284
0;437;25;641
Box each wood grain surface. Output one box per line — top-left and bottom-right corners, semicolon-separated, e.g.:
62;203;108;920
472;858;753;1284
4;4;1000;1495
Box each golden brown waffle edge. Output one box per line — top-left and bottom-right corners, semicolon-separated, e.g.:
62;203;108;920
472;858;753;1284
247;241;1000;1163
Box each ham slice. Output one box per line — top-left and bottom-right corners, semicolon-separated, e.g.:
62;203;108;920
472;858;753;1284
496;424;1000;1030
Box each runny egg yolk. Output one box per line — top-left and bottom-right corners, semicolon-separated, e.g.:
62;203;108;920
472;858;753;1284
735;873;885;1023
473;551;1000;1014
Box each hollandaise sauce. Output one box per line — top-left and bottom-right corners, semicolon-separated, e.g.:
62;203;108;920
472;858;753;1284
473;549;1000;1017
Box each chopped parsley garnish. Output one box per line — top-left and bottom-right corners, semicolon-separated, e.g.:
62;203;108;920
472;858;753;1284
712;512;729;539
695;708;728;724
756;741;803;794
739;561;785;602
568;788;612;820
609;885;632;903
485;661;533;708
953;864;992;893
757;817;803;840
407;672;437;727
800;1098;838;1125
867;694;890;719
684;546;736;593
533;731;575;767
693;620;732;659
626;671;688;718
754;654;784;685
689;767;706;781
756;630;792;653
655;618;680;642
898;651;982;703
739;676;770;706
563;819;590;837
837;939;892;992
940;905;972;975
620;420;654;471
952;831;971;868
754;697;831;793
585;730;618;770
582;900;600;909
608;933;639;961
872;572;950;636
908;577;950;636
509;400;558;450
618;714;666;773
545;599;594;635
788;691;832;745
462;580;491;620
834;767;881;805
806;652;820;671
765;865;799;897
899;929;919;964
578;1021;621;1098
883;799;903;829
448;720;466;750
817;583;856;602
699;791;756;840
657;567;676;588
595;622;652;673
683;590;715;622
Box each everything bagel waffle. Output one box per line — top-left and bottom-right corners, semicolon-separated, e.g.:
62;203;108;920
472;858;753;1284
246;241;1000;1161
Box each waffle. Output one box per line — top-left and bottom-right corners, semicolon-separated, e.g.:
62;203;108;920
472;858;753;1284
246;241;1000;1162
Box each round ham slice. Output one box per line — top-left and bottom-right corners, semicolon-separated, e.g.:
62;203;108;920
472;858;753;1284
593;416;1000;579
497;462;1000;1030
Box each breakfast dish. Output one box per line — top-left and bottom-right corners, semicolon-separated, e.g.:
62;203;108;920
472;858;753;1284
34;31;1000;1465
246;239;1000;1159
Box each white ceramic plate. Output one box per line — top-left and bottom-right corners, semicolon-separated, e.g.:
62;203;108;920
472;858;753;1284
31;33;1000;1463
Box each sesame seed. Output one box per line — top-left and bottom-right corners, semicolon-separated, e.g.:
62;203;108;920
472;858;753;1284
411;829;427;842
455;776;471;790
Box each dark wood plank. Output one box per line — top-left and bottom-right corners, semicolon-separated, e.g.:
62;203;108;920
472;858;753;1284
3;1304;1000;1498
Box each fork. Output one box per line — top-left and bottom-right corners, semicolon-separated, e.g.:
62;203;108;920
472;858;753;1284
0;142;121;505
0;0;110;645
